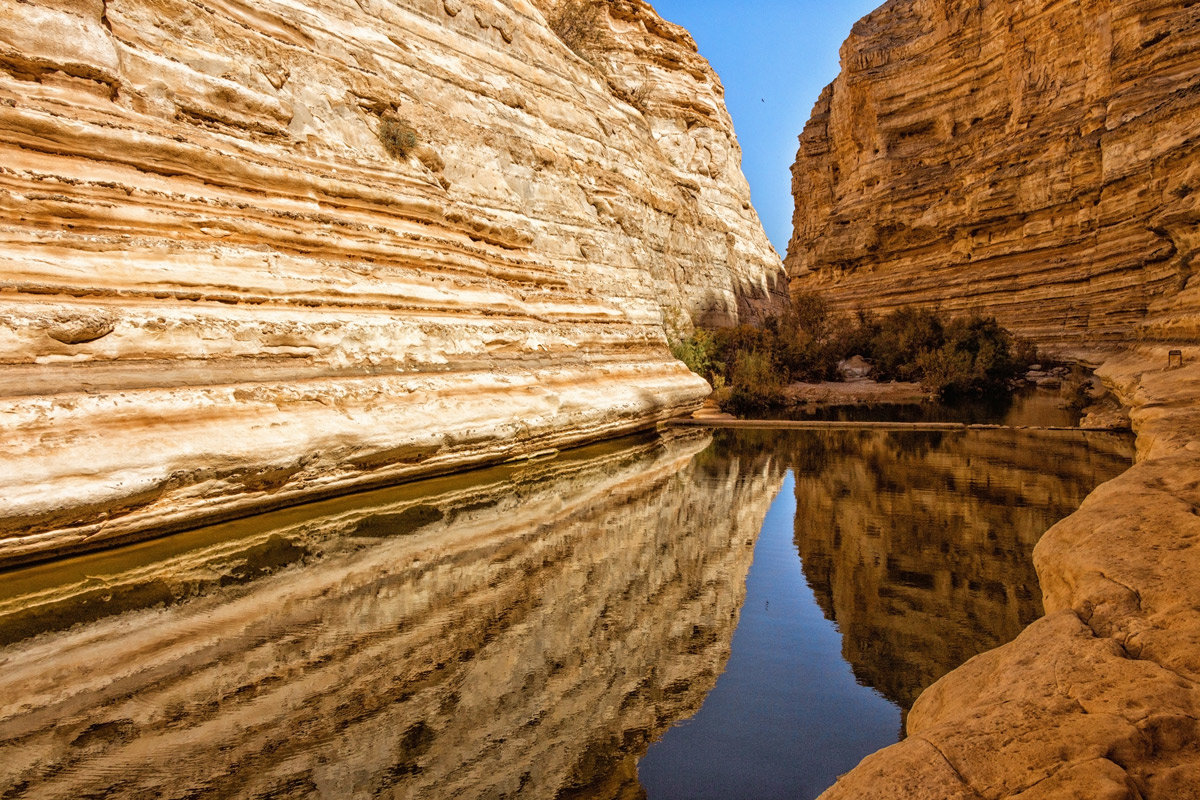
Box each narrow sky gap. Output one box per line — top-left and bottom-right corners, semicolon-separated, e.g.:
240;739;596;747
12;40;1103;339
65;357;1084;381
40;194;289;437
649;0;883;255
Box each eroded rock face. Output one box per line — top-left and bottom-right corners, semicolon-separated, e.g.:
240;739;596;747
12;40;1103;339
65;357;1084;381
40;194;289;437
0;430;785;799
794;1;1200;796
0;0;785;565
787;0;1200;353
815;374;1200;800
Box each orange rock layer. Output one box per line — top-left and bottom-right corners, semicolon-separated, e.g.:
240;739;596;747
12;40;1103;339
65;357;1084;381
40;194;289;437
787;0;1200;354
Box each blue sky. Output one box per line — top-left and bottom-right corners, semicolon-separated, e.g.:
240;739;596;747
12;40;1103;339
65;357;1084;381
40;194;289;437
649;0;882;256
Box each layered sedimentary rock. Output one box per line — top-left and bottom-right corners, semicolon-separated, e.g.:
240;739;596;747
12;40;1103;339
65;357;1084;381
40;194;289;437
787;0;1200;352
0;0;785;565
792;1;1200;797
792;428;1132;711
0;430;786;799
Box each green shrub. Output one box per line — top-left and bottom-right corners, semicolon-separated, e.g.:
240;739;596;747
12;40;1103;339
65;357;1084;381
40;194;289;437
868;306;945;381
915;314;1030;399
379;116;418;159
789;291;831;341
670;328;723;383
677;292;1034;414
721;350;787;414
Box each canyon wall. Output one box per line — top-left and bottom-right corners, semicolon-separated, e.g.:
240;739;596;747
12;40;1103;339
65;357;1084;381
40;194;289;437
787;0;1200;354
818;353;1200;800
0;430;785;799
0;0;785;565
791;1;1200;798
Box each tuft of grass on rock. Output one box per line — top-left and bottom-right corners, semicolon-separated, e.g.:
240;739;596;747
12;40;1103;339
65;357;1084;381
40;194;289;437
378;116;419;159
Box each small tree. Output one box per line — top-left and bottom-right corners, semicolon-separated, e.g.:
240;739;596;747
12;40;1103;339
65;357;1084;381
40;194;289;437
549;0;605;64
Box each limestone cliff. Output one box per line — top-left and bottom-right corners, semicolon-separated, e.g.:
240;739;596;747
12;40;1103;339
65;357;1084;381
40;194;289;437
0;0;785;565
787;0;1200;354
0;430;785;799
789;1;1200;797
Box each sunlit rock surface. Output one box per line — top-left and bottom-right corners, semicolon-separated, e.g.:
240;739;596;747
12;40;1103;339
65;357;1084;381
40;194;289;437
0;0;785;565
787;0;1200;353
0;431;786;799
795;1;1200;797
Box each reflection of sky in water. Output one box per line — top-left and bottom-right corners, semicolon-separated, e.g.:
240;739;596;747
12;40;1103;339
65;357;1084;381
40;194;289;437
639;471;901;800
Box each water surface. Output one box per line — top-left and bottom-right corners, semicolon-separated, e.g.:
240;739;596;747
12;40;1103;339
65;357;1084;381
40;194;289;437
638;471;899;800
0;427;1132;799
774;386;1080;427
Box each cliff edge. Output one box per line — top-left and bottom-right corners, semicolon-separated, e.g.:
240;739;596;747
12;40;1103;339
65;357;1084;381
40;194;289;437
0;0;785;565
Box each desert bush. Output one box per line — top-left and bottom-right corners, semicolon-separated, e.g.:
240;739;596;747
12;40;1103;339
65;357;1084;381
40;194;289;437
671;293;1034;414
867;306;944;381
1013;335;1039;369
670;328;723;384
915;314;1030;399
789;291;831;341
549;0;604;64
722;350;786;414
378;116;418;159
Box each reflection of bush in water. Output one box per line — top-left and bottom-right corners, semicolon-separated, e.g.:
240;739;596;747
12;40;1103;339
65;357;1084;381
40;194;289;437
353;505;445;538
705;430;959;483
885;430;944;459
701;430;785;479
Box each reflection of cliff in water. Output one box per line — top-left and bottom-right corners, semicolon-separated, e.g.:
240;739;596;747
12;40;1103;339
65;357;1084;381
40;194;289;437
784;429;1134;711
0;431;784;800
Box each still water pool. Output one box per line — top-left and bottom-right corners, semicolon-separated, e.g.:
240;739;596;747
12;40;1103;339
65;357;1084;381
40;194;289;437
0;428;1132;799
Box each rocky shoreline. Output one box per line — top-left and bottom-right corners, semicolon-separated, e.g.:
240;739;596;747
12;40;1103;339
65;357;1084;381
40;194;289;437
820;346;1200;799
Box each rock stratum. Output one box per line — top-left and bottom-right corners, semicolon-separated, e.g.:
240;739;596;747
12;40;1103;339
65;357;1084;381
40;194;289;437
787;0;1200;353
791;1;1200;798
0;0;785;565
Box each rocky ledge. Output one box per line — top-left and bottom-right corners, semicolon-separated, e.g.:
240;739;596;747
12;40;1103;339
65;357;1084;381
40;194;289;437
0;0;785;565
